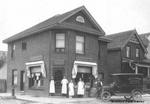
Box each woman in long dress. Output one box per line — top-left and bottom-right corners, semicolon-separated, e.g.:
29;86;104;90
49;76;55;96
61;76;68;97
77;78;85;97
68;80;74;98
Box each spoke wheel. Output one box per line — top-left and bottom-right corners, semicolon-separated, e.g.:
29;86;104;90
132;91;142;101
124;96;132;101
101;91;111;102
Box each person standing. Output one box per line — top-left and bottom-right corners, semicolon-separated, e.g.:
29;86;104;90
68;80;74;98
96;78;103;98
61;76;68;97
49;76;55;96
77;78;85;97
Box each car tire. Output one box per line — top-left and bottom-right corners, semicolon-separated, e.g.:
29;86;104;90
101;91;111;102
132;90;142;101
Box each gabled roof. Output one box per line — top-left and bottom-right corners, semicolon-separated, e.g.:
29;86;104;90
3;6;105;43
140;33;150;48
106;29;147;53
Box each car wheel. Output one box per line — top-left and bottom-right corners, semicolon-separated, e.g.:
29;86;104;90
101;91;111;102
124;96;132;101
132;90;142;101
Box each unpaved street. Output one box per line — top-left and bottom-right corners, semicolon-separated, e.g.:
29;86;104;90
0;96;150;104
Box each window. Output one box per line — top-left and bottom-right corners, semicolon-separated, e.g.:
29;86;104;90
55;33;65;52
126;46;130;58
29;66;44;88
22;42;27;50
76;35;85;54
76;16;85;23
11;43;15;58
12;69;17;86
136;48;140;57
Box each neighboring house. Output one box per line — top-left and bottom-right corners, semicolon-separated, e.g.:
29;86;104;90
0;51;7;92
106;30;150;88
3;6;109;96
140;33;150;59
0;51;7;79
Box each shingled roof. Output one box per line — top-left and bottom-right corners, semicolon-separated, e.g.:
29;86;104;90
140;33;150;48
3;6;105;43
106;29;147;53
106;30;134;50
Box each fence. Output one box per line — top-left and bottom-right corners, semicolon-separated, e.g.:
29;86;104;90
0;79;6;92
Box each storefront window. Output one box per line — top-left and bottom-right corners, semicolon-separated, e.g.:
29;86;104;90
29;66;44;88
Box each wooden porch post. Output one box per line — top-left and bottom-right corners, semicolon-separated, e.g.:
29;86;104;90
135;65;138;74
148;67;150;77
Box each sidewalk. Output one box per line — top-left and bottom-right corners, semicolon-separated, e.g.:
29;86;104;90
0;93;95;104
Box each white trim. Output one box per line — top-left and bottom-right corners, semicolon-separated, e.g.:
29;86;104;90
74;61;97;66
135;66;138;74
72;61;97;79
25;61;44;66
25;61;46;77
136;63;150;68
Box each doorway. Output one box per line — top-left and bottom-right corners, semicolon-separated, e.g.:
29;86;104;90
20;71;25;91
53;69;64;95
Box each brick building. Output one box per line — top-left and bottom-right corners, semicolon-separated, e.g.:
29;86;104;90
3;6;109;96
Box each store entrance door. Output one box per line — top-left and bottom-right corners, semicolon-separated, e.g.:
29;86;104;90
53;69;63;95
20;71;25;91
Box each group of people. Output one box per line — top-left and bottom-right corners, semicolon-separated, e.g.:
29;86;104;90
49;76;85;98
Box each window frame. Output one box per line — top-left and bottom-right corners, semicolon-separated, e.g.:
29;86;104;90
126;46;130;58
22;41;27;50
12;69;18;86
136;48;140;58
76;35;85;54
10;43;15;59
55;33;65;53
28;66;44;88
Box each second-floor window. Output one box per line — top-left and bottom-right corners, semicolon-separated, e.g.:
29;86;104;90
22;42;27;50
55;33;65;52
136;48;140;57
126;46;130;58
76;35;85;54
11;43;15;59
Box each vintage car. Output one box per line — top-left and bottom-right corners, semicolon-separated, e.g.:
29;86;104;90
100;73;143;101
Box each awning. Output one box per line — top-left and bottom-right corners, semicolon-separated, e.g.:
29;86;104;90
72;61;98;78
25;61;46;78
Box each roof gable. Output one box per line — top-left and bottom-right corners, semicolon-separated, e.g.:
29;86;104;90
3;6;105;43
107;30;133;50
64;11;99;31
107;30;147;53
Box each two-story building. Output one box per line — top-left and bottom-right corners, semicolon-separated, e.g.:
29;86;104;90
106;30;150;91
3;6;109;96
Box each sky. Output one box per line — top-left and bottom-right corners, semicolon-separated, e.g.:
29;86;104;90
1;0;150;51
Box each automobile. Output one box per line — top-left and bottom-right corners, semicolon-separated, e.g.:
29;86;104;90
100;73;143;101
